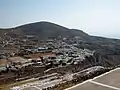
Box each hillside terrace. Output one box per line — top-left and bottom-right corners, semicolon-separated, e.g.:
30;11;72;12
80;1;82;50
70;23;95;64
0;35;104;90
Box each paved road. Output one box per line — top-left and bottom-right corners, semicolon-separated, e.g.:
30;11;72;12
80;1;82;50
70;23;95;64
65;68;120;90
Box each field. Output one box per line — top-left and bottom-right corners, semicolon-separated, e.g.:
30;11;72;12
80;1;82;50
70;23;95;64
24;52;55;58
0;78;39;90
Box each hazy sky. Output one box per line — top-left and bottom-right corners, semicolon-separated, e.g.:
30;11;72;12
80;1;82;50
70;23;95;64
0;0;120;38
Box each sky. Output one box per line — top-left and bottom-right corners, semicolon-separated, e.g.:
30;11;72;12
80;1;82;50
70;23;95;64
0;0;120;38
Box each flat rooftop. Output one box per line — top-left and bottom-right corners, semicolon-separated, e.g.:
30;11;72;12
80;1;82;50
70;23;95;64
65;68;120;90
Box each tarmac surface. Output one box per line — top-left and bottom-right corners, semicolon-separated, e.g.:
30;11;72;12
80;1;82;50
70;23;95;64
65;68;120;90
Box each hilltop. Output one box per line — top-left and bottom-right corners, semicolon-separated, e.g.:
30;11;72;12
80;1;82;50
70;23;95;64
0;21;90;40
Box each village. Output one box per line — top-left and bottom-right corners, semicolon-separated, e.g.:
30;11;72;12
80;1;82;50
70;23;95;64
0;33;112;90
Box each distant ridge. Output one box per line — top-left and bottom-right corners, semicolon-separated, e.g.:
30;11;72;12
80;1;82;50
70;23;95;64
0;21;120;42
1;21;120;66
12;21;90;40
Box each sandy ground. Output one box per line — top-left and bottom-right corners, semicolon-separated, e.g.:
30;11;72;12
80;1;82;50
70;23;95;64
24;52;55;58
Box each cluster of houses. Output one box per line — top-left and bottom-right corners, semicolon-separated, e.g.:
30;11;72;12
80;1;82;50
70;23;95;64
0;34;101;87
0;40;95;75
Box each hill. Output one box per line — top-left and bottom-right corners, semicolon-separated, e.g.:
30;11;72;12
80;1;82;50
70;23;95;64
0;21;120;47
13;21;90;40
1;21;120;42
0;22;90;40
1;21;120;66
